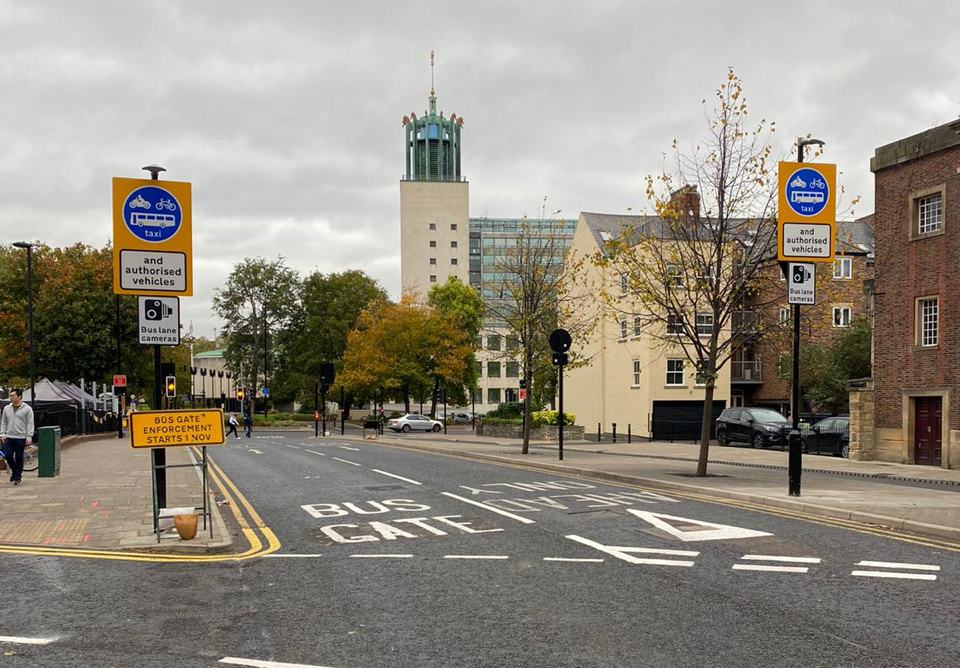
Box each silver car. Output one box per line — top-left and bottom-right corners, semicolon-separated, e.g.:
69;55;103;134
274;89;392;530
388;414;443;433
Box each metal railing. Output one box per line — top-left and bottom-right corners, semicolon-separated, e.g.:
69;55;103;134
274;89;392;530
731;360;763;382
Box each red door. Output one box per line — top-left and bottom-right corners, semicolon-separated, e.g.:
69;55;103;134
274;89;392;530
914;397;942;466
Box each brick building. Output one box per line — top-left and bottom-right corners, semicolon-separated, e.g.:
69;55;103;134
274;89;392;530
870;119;960;468
737;219;875;414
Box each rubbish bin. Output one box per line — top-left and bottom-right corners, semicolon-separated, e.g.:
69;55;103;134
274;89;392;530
38;426;61;478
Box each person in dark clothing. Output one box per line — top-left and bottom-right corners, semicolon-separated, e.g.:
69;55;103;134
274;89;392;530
243;411;253;438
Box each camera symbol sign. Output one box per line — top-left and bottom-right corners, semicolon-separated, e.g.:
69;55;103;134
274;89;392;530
788;262;816;305
123;186;183;243
138;296;180;345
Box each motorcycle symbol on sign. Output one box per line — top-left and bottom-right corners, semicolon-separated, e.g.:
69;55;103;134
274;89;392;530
129;195;151;209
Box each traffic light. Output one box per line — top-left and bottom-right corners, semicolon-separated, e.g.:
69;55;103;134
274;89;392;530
236;387;245;401
165;376;176;398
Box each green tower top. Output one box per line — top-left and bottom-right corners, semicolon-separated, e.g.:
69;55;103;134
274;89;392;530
403;51;463;182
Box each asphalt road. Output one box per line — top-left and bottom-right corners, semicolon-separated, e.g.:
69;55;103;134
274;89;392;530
3;431;959;668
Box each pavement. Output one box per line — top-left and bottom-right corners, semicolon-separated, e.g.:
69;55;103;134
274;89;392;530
0;435;232;553
2;430;959;667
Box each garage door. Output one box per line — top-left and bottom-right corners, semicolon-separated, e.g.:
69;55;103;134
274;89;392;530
651;400;726;441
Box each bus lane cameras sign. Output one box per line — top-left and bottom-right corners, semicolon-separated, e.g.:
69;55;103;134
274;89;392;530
777;162;836;263
112;177;193;296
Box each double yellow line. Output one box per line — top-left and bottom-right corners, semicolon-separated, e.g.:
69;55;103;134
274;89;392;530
0;448;280;563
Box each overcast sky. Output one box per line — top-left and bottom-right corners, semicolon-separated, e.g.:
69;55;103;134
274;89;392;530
1;0;957;337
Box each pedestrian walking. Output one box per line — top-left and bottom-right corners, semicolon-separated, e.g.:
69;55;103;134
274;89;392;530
226;412;240;439
1;388;35;485
243;410;253;438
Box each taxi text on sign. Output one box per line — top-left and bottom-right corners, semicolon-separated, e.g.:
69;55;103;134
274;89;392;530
129;409;225;449
777;162;836;263
112;177;193;296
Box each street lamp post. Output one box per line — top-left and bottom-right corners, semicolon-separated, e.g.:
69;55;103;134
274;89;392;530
12;242;35;408
786;136;825;498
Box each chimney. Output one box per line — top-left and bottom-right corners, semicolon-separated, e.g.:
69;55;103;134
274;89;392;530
668;185;700;223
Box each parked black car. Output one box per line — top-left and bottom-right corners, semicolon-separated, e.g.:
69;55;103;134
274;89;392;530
802;416;850;457
716;407;791;449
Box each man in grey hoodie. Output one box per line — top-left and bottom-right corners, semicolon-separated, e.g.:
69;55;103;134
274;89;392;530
1;388;35;485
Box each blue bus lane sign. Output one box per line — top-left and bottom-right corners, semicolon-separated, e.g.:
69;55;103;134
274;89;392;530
777;161;836;263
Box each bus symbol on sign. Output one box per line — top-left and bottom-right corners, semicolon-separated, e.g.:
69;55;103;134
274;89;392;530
784;167;829;218
122;186;182;243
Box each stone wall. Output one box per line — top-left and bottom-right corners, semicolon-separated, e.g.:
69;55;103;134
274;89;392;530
848;384;875;461
477;423;585;441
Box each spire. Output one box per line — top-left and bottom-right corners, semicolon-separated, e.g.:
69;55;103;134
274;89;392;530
428;50;437;116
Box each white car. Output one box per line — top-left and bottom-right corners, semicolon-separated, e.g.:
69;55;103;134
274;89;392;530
388;414;443;433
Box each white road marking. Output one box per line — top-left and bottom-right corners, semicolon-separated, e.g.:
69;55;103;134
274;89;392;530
543;557;605;563
741;555;821;564
338;445;360;451
443;555;510;560
855;561;940;571
370;469;422;485
284;444;300;449
263;554;323;558
332;457;362;467
732;564;809;574
566;535;697;566
441;492;536;524
305;450;326;457
349;554;413;559
250;449;264;455
0;635;58;646
851;571;937;581
625;509;773;542
220;658;338;668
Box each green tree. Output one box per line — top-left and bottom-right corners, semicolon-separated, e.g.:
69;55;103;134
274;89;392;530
428;276;484;413
289;270;387;415
802;317;871;414
213;257;300;415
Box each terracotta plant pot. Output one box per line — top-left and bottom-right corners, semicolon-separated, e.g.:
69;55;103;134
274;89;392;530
173;513;199;540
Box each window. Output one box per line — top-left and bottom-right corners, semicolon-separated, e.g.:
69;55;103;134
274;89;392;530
487;361;501;377
631;360;641;388
429;275;437;283
918;297;939;347
451;223;458;231
833;257;852;279
633;316;642;338
777;354;791;379
476;360;483;376
667;265;684;289
918;193;942;235
666;359;685;386
620;318;628;340
475;335;483;349
429;240;436;248
430;257;437;265
429;223;436;231
696;313;714;337
487;334;501;351
506;362;519;377
487;388;501;405
504;388;517;403
505;337;519;351
667;311;684;335
832;306;851;328
620;274;628;295
779;307;791;326
451;258;458;265
451;241;458;248
696;265;716;286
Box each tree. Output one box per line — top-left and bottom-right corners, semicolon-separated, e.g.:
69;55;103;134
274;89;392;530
340;295;473;414
593;69;783;477
428;276;485;414
483;209;594;454
289;270;387;416
798;317;871;414
213;257;300;415
0;243;151;395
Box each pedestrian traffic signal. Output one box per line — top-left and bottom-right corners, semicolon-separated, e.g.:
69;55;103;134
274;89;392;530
236;387;244;401
165;376;176;398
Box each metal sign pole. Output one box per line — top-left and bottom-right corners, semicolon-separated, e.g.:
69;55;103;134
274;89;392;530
322;385;327;437
558;361;564;461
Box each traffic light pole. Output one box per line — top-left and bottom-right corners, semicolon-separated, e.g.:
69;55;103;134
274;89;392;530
153;343;166;511
558;361;564;462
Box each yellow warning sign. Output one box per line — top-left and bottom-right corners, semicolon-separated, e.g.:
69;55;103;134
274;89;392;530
129;409;226;448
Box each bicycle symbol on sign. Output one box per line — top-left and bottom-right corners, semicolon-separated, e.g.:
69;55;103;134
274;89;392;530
808;176;826;190
155;198;177;211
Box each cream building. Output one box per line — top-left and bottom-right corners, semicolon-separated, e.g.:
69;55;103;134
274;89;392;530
564;212;731;439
